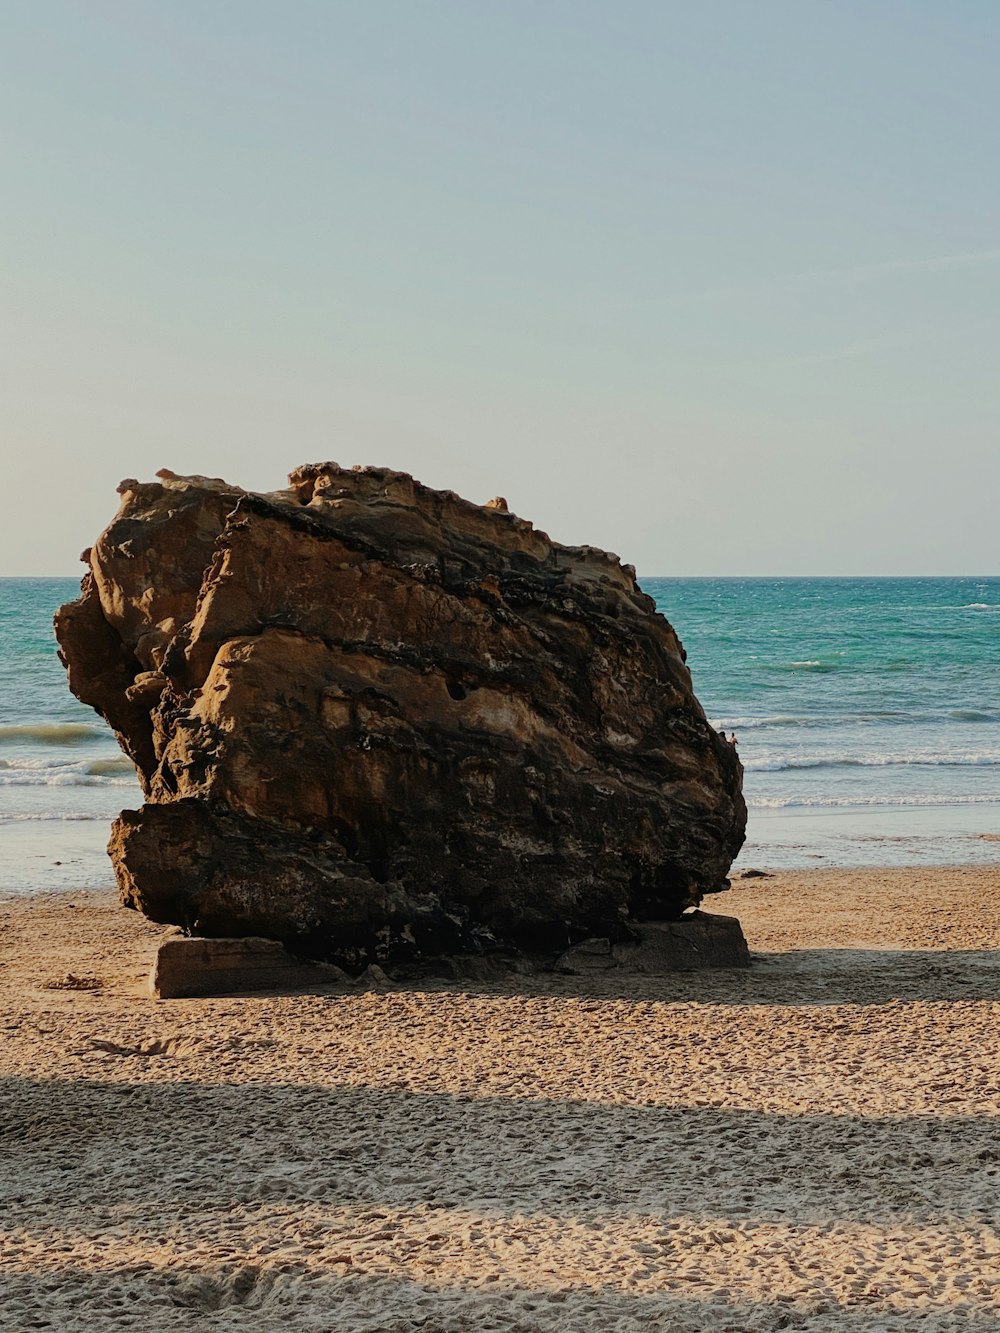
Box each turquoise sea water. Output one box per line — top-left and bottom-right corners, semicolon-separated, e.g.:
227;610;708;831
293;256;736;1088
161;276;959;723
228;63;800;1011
1;576;998;893
0;578;141;893
644;576;1000;869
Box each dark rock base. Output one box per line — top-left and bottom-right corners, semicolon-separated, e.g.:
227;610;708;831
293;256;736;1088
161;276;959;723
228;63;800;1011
553;912;751;975
150;912;751;997
150;935;349;999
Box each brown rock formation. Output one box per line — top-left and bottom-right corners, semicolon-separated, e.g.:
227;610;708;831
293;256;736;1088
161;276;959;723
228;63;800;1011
55;464;745;967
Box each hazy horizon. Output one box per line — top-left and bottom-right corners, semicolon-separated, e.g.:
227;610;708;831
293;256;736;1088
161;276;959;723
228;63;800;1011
3;3;999;578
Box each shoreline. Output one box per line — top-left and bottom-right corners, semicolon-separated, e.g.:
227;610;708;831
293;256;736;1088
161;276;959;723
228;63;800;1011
4;797;1000;900
2;864;1000;1330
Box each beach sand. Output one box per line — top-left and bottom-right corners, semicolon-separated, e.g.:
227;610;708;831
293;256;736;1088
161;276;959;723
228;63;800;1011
2;866;1000;1331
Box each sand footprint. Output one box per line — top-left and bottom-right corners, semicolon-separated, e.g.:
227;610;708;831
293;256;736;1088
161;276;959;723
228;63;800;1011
86;1035;202;1058
164;1264;277;1312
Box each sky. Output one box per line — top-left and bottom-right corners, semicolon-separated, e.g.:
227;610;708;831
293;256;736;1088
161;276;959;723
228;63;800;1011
2;1;998;576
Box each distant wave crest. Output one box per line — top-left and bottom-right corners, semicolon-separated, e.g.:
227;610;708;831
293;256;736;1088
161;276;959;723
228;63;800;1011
709;712;925;731
778;660;839;673
750;793;1000;810
0;812;108;824
0;772;135;788
744;751;1000;773
0;723;101;744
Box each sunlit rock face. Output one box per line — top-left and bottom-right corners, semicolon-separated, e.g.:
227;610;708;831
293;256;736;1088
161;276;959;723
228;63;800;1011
55;464;746;967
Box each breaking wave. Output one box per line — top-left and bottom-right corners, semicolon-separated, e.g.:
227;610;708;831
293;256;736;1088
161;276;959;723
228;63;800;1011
0;772;135;788
0;754;137;787
710;712;927;730
84;756;135;776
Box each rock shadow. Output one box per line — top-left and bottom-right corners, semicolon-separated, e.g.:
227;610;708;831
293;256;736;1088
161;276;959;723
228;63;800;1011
1;1262;997;1333
3;1075;998;1231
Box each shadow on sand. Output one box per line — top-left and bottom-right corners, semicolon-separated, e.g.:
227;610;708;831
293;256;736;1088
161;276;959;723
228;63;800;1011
358;943;1000;1006
3;1072;999;1329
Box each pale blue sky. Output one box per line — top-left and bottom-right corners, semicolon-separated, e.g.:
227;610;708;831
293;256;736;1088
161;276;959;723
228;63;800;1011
2;1;998;574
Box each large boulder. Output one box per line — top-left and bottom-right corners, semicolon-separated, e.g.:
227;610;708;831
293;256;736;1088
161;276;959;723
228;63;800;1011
55;464;745;967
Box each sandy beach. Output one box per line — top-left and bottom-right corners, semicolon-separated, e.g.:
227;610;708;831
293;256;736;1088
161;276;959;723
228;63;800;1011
2;865;1000;1331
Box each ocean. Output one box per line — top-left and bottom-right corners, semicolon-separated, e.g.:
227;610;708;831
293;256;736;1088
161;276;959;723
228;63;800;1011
644;576;1000;870
1;575;998;894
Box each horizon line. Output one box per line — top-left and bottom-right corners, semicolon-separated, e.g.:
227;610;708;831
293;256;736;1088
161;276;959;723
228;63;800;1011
4;572;998;582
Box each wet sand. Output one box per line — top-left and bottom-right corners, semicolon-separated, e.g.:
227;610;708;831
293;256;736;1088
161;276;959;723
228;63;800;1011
2;865;999;1331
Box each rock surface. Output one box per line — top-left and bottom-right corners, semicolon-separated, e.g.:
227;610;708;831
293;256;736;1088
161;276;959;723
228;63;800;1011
56;464;745;968
151;935;348;999
552;912;752;975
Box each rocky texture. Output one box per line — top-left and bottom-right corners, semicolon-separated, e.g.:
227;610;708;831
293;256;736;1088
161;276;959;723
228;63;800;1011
151;935;348;999
55;464;745;968
552;912;751;975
